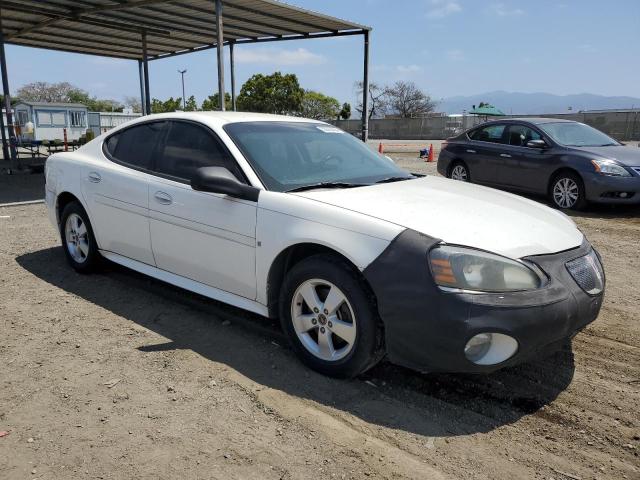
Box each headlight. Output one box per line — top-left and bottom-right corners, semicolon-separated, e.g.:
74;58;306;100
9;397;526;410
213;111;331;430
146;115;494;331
591;159;631;177
429;245;545;292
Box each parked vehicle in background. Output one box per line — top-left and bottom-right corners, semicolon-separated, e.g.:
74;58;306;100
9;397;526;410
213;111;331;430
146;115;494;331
437;118;640;209
46;112;604;378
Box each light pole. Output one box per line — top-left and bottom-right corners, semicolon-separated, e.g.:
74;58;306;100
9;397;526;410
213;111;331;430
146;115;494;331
178;69;187;110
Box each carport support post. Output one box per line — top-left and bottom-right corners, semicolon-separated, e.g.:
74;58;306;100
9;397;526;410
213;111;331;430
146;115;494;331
361;30;369;142
137;60;146;115
0;22;17;167
142;31;151;115
215;0;226;111
229;41;237;111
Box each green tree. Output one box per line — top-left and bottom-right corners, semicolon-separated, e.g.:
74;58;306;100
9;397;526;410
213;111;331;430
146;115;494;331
151;97;182;113
202;92;232;111
184;95;198;111
237;72;303;115
16;81;123;111
338;102;351;120
299;90;340;120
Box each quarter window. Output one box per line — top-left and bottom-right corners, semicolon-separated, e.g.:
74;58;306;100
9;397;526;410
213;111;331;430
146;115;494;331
155;121;243;182
469;124;506;143
506;124;542;147
104;121;165;170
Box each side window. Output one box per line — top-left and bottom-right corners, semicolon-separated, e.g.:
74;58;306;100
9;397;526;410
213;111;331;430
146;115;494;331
105;121;164;170
469;124;506;144
506;124;542;147
155;121;244;182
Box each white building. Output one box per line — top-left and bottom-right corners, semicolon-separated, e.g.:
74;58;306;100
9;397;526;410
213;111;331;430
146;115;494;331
13;101;89;142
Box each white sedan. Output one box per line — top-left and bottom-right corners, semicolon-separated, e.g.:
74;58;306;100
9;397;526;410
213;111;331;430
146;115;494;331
45;112;605;377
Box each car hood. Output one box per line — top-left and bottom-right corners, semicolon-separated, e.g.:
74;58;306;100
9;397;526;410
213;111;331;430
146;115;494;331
572;145;640;167
294;176;584;259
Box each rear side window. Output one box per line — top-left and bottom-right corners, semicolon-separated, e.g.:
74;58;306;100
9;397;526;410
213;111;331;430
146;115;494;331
154;121;244;182
105;122;165;170
469;124;506;143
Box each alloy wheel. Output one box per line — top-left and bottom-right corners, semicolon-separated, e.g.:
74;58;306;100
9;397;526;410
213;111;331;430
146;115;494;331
451;164;468;181
553;177;579;208
65;213;90;263
291;278;357;362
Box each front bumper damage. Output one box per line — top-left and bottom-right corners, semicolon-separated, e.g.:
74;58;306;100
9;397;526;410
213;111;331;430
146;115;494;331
363;229;604;373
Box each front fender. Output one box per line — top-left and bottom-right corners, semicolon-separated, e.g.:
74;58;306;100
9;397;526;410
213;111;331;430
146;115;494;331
255;191;404;307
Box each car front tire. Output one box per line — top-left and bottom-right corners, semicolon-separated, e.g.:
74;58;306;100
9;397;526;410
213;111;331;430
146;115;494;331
550;172;587;210
60;201;101;273
279;254;384;378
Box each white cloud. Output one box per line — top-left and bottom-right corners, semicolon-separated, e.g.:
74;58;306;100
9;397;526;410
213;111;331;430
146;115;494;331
490;3;525;16
578;44;598;53
426;0;462;18
372;64;423;74
234;47;325;66
446;49;465;61
89;57;128;67
396;64;422;73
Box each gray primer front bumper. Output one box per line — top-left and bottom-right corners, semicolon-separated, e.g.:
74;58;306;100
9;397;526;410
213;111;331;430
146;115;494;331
363;230;604;373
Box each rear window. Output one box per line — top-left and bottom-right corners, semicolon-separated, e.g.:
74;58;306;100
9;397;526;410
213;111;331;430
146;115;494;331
105;121;165;170
469;124;506;143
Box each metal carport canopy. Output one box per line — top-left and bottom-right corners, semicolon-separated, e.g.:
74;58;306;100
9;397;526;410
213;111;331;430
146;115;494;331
0;0;371;166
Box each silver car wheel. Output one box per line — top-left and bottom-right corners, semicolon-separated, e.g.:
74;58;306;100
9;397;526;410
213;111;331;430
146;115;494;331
64;213;90;263
553;177;579;208
451;164;468;181
291;278;357;362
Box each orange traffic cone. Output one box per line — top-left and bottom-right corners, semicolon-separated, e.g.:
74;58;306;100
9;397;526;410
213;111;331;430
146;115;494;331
427;144;434;162
378;142;384;154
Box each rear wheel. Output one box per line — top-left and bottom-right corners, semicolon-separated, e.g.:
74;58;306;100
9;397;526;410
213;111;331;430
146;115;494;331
60;201;101;273
550;172;587;210
449;161;470;182
279;254;383;378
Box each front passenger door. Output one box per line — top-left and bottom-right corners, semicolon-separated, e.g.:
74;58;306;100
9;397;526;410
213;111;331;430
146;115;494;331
147;120;258;300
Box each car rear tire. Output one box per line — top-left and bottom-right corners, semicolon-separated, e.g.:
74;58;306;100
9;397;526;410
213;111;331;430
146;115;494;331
60;201;101;273
550;172;587;210
279;254;384;378
448;161;470;182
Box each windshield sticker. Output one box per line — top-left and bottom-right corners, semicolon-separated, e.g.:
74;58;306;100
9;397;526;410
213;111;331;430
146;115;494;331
316;125;344;134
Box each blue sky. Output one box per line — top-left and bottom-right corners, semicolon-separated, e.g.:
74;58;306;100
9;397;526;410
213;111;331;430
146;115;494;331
5;0;640;107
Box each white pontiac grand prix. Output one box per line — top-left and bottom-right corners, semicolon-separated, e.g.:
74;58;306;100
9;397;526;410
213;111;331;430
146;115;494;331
45;112;605;378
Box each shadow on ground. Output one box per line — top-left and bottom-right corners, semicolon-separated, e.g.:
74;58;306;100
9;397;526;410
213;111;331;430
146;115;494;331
17;246;576;439
0;171;45;204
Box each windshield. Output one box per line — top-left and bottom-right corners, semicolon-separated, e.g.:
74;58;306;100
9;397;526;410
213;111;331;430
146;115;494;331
539;122;620;147
223;121;412;192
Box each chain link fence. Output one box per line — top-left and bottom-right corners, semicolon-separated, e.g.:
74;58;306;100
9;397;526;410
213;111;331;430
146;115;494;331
333;110;640;141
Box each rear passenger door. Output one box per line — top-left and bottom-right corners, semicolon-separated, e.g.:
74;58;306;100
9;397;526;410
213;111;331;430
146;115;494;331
497;124;551;191
147;120;258;300
81;121;164;266
467;123;509;183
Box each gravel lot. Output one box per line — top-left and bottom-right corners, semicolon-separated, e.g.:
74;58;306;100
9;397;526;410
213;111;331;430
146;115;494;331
1;158;639;480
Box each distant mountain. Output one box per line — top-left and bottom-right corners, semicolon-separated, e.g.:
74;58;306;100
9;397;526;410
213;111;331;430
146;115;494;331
438;91;640;115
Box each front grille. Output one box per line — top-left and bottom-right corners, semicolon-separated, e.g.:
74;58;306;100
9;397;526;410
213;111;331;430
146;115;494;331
565;249;604;295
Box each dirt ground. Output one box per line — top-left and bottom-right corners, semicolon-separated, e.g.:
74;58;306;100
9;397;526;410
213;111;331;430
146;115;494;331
1;159;639;480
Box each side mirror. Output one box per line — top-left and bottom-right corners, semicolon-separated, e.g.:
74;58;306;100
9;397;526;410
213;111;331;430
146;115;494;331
526;139;547;149
191;166;260;202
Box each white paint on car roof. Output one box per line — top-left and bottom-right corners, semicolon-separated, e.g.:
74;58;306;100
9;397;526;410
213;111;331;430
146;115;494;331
127;111;325;126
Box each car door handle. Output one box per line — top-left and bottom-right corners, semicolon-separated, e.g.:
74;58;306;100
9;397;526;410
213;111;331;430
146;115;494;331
88;172;101;183
154;191;173;205
500;153;512;158
466;149;476;153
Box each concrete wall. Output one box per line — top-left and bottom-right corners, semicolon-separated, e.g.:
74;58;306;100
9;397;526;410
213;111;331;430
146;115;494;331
332;110;640;141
